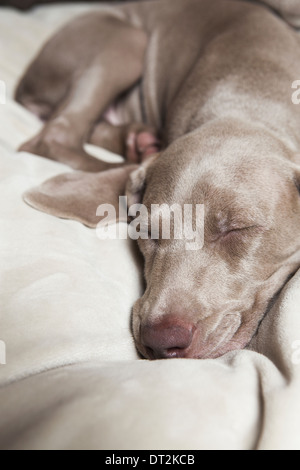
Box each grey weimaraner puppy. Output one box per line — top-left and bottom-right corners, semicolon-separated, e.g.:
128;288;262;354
16;0;300;359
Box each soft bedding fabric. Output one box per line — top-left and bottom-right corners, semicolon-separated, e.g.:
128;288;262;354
0;3;300;450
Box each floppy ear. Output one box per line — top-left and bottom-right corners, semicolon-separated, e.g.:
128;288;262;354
126;153;160;207
23;165;137;228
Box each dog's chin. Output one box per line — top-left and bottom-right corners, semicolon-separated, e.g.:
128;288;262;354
194;337;251;360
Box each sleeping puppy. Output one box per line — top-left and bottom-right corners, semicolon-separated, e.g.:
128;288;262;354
16;0;300;359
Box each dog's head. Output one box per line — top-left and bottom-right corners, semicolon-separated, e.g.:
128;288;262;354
127;122;300;359
23;121;300;360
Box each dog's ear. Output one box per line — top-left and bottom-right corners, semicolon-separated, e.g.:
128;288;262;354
23;166;137;228
126;153;160;206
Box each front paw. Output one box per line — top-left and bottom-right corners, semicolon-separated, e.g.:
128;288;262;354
18;120;77;161
126;128;161;163
18;133;46;156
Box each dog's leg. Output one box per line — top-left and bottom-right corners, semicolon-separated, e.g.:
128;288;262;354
17;14;148;172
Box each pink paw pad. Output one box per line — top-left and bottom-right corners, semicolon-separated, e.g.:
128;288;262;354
126;131;161;163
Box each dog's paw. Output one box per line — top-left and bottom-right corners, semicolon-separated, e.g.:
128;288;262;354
126;129;161;163
18;119;76;158
18;133;46;157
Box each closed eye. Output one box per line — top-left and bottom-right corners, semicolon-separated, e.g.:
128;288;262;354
211;225;264;243
226;225;258;234
221;225;263;239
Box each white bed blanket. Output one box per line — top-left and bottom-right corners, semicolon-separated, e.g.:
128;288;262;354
0;3;300;450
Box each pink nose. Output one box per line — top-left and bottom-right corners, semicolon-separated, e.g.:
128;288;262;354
141;317;195;359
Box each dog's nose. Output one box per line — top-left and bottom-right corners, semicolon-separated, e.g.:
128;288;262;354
141;317;195;359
